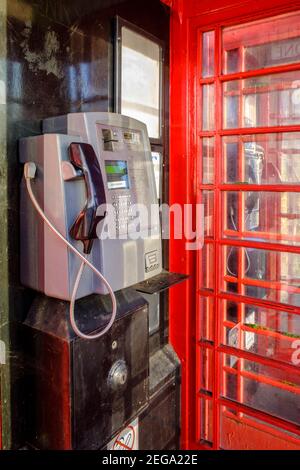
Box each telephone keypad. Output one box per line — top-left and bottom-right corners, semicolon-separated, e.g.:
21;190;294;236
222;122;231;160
111;194;132;235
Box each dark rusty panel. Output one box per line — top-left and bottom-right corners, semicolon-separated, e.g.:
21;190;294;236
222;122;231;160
21;290;149;449
72;303;149;449
149;344;180;396
138;344;180;450
139;381;180;450
21;324;72;450
24;288;146;339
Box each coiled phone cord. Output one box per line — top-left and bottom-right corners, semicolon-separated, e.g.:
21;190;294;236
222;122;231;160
24;162;117;340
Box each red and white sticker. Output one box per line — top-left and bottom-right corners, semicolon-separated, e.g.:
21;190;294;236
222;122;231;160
107;418;139;450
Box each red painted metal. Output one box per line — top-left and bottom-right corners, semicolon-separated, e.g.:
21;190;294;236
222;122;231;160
169;7;195;450
218;397;300;438
220;408;300;449
169;0;300;450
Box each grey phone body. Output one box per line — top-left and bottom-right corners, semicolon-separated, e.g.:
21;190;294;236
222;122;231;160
20;113;162;300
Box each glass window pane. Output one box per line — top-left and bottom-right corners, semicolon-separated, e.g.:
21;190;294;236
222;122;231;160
199;243;214;291
202;31;215;78
223;71;300;129
222;245;300;307
223;133;300;185
200;190;214;238
198;296;214;343
222;191;300;246
221;300;300;366
199;398;213;444
223;11;300;74
222;353;300;426
202;84;215;130
202;137;215;184
121;26;161;139
151;151;162;200
199;347;213;393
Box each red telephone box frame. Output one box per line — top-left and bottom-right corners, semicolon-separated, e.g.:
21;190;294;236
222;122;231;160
168;0;300;450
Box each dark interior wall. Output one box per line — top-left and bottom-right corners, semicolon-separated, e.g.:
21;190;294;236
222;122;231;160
1;0;169;448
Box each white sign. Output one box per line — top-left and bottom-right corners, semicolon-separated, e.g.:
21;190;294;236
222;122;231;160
107;418;139;450
107;180;127;190
228;324;239;368
271;39;300;62
245;310;256;351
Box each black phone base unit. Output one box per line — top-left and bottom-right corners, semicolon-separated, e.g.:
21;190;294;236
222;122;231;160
20;290;180;450
19;112;182;449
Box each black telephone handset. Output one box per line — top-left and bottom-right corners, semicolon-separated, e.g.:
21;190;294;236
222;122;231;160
69;142;107;254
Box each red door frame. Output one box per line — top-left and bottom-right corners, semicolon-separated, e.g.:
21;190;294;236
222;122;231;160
168;0;300;450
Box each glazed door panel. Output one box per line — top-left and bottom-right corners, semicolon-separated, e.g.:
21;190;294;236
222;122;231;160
196;9;300;450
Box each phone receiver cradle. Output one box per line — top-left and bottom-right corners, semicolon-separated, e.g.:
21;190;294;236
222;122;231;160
68;142;107;254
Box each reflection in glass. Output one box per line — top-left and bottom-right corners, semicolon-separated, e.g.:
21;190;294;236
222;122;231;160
223;191;300;246
202;191;214;238
223;71;300;129
202;31;215;78
202;84;215;130
200;243;214;290
199;296;214;342
221;299;300;365
202;137;214;184
223;245;300;307
223;11;300;74
151;151;161;200
200;398;213;444
200;348;213;392
223;133;300;184
222;353;300;426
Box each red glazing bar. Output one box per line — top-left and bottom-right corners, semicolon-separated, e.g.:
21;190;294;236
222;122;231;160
218;184;300;191
222;320;300;346
223;229;300;244
219;61;300;82
216;291;300;316
241;414;300;447
241;323;300;343
196;26;210;448
199;77;215;85
218;344;300;375
222;408;300;447
223;82;300;97
223;275;300;294
223;365;300;394
199;340;215;350
212;24;223;450
220;125;300;136
219;397;300;438
199;391;213;400
220;238;300;252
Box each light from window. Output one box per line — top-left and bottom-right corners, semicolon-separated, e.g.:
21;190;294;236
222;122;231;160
121;26;161;139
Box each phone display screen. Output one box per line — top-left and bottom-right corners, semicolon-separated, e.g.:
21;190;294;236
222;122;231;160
105;160;129;190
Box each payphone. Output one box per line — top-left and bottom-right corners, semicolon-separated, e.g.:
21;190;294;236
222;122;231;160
19;114;181;450
20;112;162;339
226;141;265;286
